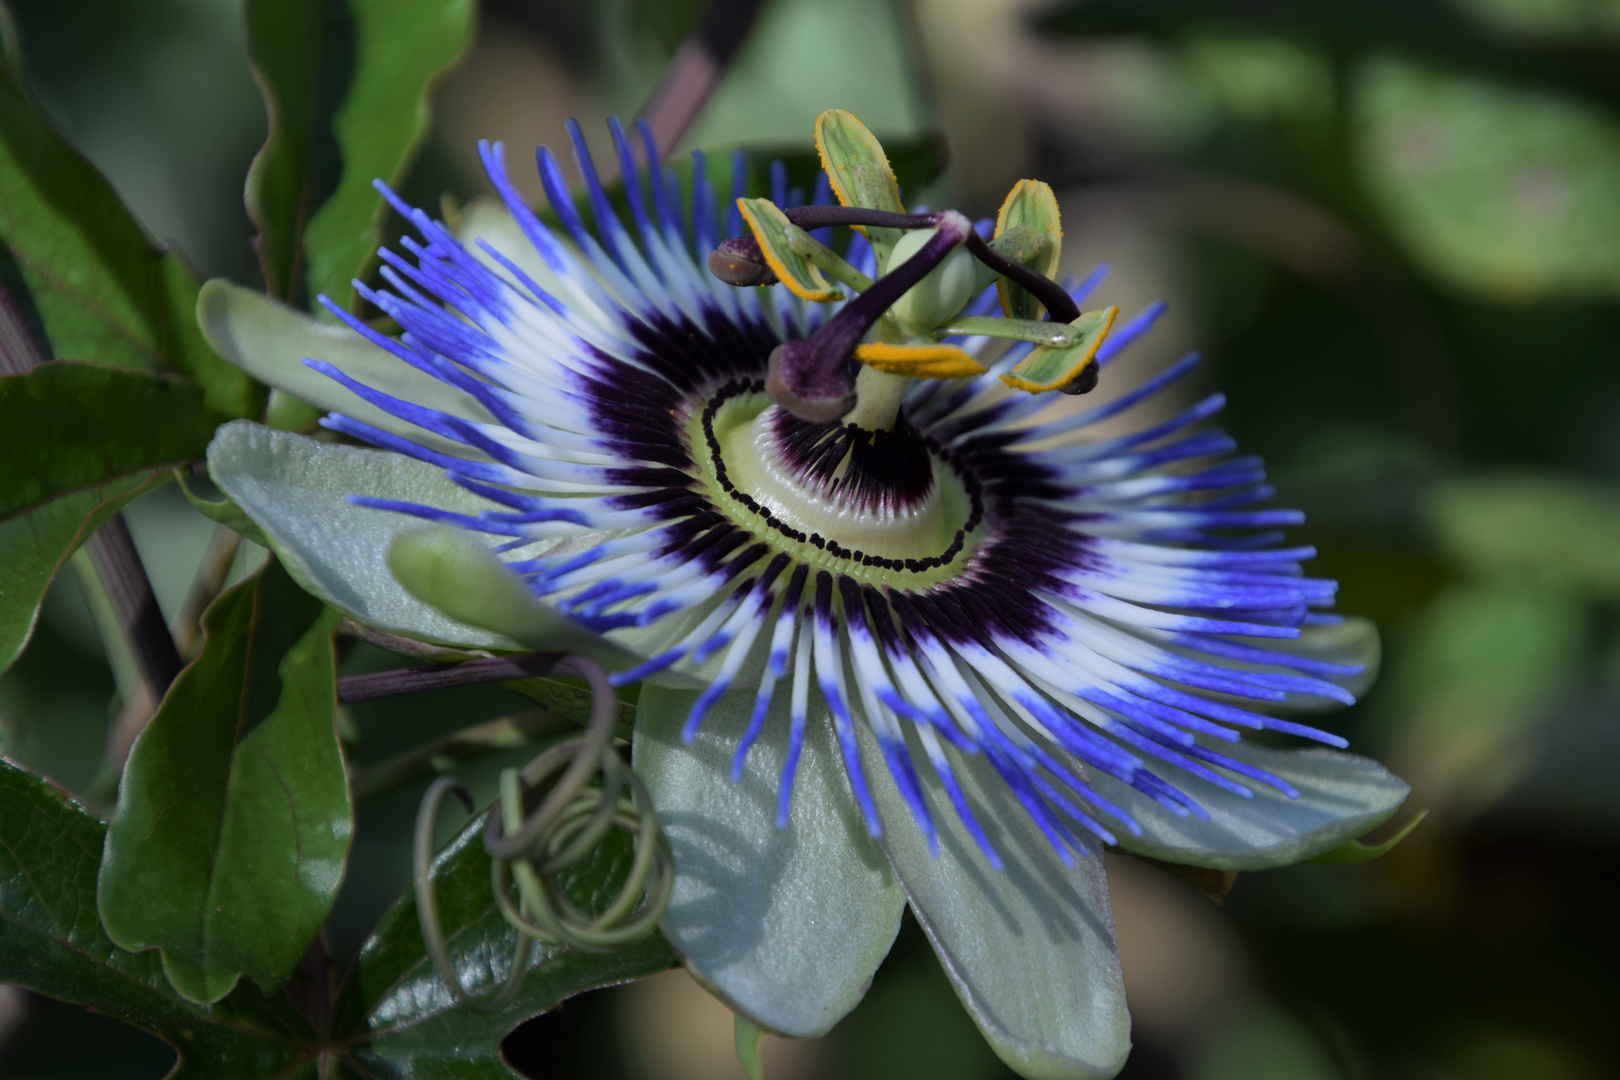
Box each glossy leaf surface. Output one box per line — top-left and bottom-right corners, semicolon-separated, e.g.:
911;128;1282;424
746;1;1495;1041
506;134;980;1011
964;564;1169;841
634;684;905;1038
0;757;313;1078
98;559;351;1004
0;361;216;519
0;68;260;416
859;726;1131;1080
337;812;676;1077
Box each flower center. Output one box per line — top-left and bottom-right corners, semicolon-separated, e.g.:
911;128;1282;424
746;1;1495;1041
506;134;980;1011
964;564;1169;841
691;380;985;582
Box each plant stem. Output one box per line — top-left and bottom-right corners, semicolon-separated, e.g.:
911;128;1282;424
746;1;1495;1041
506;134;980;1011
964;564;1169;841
172;524;241;661
0;281;182;703
336;651;563;703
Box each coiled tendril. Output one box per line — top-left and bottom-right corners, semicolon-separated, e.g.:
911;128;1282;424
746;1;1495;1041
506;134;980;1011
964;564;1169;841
413;655;675;1012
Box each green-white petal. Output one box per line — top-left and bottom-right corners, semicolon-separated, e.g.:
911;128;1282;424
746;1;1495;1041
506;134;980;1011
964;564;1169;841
197;279;489;456
633;683;905;1038
1102;742;1410;870
859;727;1131;1080
206;420;514;650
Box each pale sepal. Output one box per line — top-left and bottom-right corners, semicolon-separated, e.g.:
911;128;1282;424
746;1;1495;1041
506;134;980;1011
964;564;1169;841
633;683;906;1038
1102;742;1411;871
197;279;490;458
859;725;1131;1080
206;420;515;650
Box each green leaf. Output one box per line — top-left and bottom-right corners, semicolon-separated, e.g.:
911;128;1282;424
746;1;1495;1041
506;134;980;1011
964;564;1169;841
0;756;315;1077
1431;470;1620;595
98;559;351;1004
1354;57;1620;300
387;528;645;672
197;279;491;457
206;420;512;650
0;470;167;673
632;683;906;1038
245;0;474;311
1102;743;1411;871
304;0;474;313
0;362;218;519
0;67;261;417
856;725;1131;1080
335;811;675;1076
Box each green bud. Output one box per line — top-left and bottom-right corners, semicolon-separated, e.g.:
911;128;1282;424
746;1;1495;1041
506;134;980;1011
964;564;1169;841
885;227;977;329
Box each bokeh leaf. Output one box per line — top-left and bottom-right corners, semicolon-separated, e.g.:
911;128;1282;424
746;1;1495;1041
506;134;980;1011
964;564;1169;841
1431;469;1620;594
98;558;351;1004
633;684;906;1038
0;67;261;416
245;0;474;312
1355;57;1620;300
0;756;314;1077
334;810;675;1077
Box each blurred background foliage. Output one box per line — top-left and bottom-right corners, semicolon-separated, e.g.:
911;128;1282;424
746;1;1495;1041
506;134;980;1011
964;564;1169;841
3;0;1619;1077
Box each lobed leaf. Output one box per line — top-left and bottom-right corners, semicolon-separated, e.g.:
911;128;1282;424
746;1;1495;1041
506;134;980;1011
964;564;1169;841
0;756;314;1078
0;469;167;673
98;559;351;1004
0;361;218;519
336;810;675;1077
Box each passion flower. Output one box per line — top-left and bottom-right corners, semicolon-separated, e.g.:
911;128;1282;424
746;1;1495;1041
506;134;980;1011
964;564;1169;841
201;110;1410;1080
